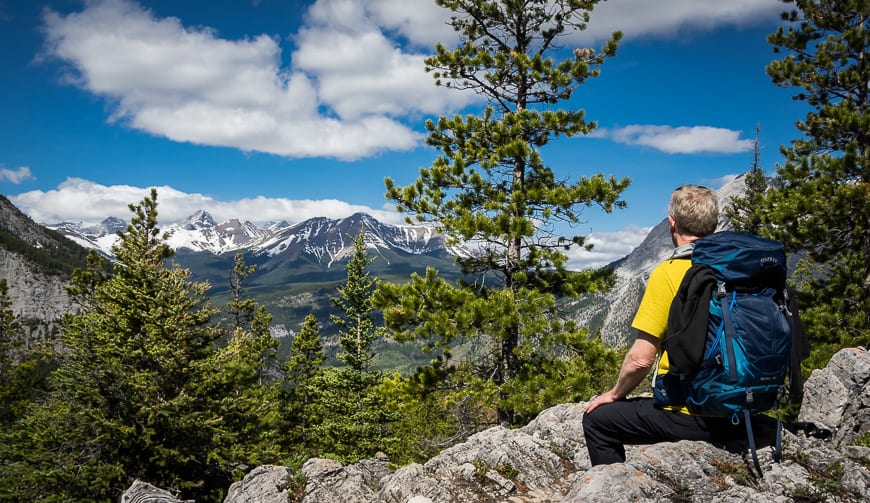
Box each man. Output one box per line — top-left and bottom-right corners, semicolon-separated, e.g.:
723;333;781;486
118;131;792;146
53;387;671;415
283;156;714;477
582;184;747;465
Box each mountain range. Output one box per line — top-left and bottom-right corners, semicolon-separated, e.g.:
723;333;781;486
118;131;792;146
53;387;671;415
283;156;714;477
1;174;748;362
49;210;451;264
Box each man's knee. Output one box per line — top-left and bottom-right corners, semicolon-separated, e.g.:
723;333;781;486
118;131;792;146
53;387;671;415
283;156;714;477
582;407;601;438
582;406;625;465
582;406;614;448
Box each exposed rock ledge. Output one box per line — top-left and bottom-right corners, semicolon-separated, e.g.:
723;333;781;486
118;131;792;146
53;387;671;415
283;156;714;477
126;347;870;502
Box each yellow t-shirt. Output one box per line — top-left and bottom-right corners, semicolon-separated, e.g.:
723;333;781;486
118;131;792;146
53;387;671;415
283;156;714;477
631;257;692;413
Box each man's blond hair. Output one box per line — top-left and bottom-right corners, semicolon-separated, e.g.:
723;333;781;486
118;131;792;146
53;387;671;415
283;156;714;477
669;184;718;237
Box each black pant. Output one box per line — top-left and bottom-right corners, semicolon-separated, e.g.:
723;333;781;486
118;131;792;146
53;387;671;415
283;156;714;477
582;398;761;466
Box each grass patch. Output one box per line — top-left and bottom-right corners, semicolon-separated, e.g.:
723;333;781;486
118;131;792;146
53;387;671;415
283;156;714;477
496;463;518;480
786;483;828;503
287;474;308;503
710;458;758;489
471;460;488;481
783;453;851;502
647;468;693;503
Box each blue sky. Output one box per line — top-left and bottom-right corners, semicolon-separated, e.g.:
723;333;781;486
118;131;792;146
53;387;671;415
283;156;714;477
0;0;808;268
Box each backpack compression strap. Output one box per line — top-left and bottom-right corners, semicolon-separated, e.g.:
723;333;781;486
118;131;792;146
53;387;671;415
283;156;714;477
741;402;784;474
719;285;740;385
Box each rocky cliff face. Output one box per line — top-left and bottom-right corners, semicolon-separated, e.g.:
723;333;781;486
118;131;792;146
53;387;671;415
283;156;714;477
126;346;870;503
0;195;83;344
0;250;72;344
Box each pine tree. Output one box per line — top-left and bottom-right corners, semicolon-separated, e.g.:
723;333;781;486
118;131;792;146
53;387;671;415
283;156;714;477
726;125;769;234
226;250;258;330
0;279;21;418
284;313;324;451
380;0;626;425
0;278;35;425
221;251;278;385
761;0;869;367
377;365;494;464
202;251;284;472
314;232;396;461
331;231;380;376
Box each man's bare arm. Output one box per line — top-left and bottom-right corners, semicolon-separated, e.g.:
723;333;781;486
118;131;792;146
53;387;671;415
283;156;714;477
585;331;659;413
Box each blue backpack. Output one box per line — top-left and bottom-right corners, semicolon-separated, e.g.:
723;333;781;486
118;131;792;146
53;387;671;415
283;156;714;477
656;231;796;471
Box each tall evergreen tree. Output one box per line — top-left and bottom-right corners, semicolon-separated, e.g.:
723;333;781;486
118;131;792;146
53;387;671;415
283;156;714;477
284;313;325;451
331;231;380;376
726;125;769;234
379;0;626;424
204;251;284;471
221;251;278;385
0;279;35;425
227;250;259;330
0;279;21;410
761;0;869;367
314;232;395;461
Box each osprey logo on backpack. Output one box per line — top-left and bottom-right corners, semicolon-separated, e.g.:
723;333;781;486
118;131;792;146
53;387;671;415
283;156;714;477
759;256;781;269
656;231;795;472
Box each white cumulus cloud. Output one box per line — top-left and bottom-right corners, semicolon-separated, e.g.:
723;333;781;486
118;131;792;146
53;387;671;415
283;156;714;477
576;0;781;43
10;178;406;227
293;2;473;121
36;0;781;160
37;0;459;160
566;225;652;270
597;125;754;154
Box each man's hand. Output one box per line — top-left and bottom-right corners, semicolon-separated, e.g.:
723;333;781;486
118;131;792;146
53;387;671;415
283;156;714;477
585;390;619;414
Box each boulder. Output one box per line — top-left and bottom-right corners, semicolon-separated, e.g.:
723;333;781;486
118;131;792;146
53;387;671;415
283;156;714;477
798;347;870;448
224;465;294;503
121;479;193;503
299;452;390;503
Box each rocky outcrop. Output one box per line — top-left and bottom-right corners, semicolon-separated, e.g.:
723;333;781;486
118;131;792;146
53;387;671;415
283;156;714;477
299;454;391;503
0;194;83;345
798;347;870;449
120;479;193;502
124;347;870;502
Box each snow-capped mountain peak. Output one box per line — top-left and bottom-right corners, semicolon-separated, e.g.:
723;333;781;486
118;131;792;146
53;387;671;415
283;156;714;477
100;217;126;234
184;210;217;230
46;212;447;264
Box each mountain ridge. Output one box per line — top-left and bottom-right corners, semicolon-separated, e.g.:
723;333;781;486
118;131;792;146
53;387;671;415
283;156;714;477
48;210;450;266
